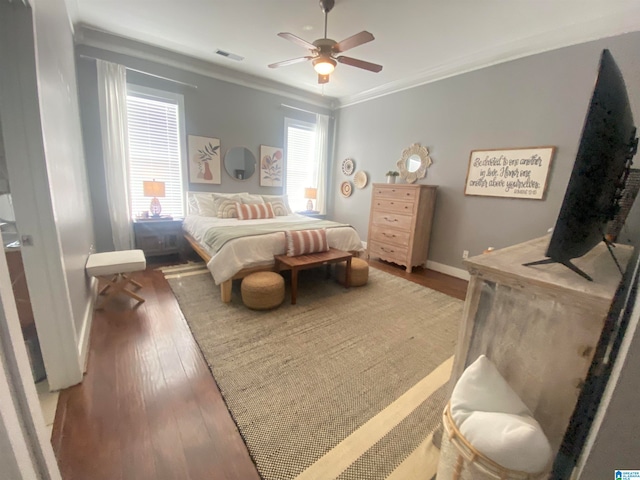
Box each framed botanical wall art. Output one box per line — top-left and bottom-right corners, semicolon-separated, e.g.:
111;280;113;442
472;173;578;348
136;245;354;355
464;146;556;200
260;145;283;187
188;135;221;184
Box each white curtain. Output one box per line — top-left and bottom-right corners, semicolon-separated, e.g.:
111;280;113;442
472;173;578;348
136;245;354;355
96;60;133;251
315;113;330;215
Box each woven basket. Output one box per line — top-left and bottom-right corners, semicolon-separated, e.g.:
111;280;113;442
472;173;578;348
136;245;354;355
335;257;369;287
241;272;284;310
436;404;549;480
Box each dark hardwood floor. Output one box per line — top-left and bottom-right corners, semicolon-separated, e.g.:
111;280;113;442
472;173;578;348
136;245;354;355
52;258;467;480
369;259;468;301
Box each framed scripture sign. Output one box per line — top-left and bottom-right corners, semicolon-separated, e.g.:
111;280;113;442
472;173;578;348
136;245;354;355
464;146;555;199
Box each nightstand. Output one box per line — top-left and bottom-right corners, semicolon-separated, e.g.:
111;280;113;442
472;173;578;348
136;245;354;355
297;210;326;220
133;218;183;258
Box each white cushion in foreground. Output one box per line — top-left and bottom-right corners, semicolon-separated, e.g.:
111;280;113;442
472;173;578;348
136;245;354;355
450;355;552;473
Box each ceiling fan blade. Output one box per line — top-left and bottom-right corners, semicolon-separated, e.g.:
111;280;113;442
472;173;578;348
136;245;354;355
333;31;374;53
337;56;383;73
277;32;317;51
318;74;330;84
268;56;313;69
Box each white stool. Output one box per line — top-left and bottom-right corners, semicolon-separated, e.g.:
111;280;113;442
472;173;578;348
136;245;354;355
86;250;147;309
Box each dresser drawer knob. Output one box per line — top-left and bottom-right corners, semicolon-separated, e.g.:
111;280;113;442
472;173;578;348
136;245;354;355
383;217;398;222
381;246;395;253
382;233;396;238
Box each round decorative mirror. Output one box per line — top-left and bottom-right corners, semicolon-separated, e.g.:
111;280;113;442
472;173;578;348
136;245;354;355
224;147;256;180
396;143;432;183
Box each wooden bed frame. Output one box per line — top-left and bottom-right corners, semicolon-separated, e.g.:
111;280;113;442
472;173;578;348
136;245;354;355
184;232;361;304
184;232;277;303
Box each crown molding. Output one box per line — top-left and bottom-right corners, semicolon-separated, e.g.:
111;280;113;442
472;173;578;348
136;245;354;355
336;10;640;109
75;25;335;111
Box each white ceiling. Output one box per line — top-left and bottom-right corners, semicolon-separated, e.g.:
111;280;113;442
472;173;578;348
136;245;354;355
67;0;640;105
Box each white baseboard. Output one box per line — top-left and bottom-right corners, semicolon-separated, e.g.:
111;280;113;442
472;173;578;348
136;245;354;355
364;239;468;280
78;277;98;373
426;260;470;281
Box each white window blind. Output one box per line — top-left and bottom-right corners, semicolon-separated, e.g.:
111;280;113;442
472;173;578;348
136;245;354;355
285;118;317;212
126;91;184;218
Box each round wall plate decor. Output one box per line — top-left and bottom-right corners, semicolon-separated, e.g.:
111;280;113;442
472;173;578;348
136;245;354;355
342;158;355;176
353;170;368;189
340;181;353;197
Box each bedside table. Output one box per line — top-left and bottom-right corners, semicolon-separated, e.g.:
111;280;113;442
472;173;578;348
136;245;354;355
133;218;183;258
296;210;326;220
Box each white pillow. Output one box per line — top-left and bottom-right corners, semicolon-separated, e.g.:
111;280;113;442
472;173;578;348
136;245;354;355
240;193;265;205
194;194;217;217
187;193;201;215
451;355;531;426
261;194;292;214
450;355;552;474
459;411;553;473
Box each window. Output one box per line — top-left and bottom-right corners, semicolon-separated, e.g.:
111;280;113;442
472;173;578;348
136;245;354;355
126;86;185;218
285;118;317;212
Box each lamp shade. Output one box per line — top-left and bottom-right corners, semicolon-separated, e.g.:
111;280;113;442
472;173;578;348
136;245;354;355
304;187;317;200
143;180;165;198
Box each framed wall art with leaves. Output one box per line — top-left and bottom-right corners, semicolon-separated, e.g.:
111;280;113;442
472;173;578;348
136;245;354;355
188;135;221;184
260;145;283;187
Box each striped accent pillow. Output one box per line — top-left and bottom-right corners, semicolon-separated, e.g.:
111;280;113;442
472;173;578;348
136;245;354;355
236;202;275;220
285;229;329;256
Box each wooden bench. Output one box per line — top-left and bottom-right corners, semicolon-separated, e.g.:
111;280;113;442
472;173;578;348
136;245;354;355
274;248;352;305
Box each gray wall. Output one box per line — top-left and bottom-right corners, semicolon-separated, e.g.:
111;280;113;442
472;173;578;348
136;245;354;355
76;34;332;252
332;31;640;271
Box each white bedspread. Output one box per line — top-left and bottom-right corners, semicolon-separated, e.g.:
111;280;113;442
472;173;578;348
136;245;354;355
183;214;364;285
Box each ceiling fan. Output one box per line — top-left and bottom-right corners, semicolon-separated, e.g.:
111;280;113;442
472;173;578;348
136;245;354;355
268;0;383;84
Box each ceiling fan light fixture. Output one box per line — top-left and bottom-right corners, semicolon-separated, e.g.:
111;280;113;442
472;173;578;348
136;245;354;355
313;57;336;75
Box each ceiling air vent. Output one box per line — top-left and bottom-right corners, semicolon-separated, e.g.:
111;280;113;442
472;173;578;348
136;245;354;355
215;49;244;62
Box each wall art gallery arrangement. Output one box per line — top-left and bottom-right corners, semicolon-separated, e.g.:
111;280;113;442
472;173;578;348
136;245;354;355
464;147;555;200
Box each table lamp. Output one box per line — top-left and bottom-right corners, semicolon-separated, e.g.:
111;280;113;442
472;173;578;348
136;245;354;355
143;180;165;217
304;187;317;211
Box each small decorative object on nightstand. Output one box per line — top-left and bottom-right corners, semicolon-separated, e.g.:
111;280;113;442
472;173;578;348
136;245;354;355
133;218;183;258
304;187;317;211
143;180;165;217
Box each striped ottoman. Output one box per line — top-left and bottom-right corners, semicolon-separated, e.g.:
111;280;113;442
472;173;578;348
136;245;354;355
241;272;285;310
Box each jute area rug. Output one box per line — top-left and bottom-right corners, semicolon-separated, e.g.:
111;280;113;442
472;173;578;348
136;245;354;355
164;264;463;480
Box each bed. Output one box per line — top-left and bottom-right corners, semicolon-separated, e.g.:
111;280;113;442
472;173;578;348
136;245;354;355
183;192;364;302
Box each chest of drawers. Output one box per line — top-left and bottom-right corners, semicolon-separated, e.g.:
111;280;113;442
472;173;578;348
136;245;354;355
366;183;437;272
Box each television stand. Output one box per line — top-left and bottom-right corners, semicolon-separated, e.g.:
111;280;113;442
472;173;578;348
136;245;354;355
523;235;626;282
523;257;593;282
448;235;633;455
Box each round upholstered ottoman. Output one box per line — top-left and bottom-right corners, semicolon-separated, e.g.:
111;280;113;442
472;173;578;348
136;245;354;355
241;272;285;310
335;257;369;287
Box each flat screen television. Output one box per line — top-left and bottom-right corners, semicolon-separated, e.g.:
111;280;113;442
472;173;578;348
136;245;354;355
524;49;638;280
